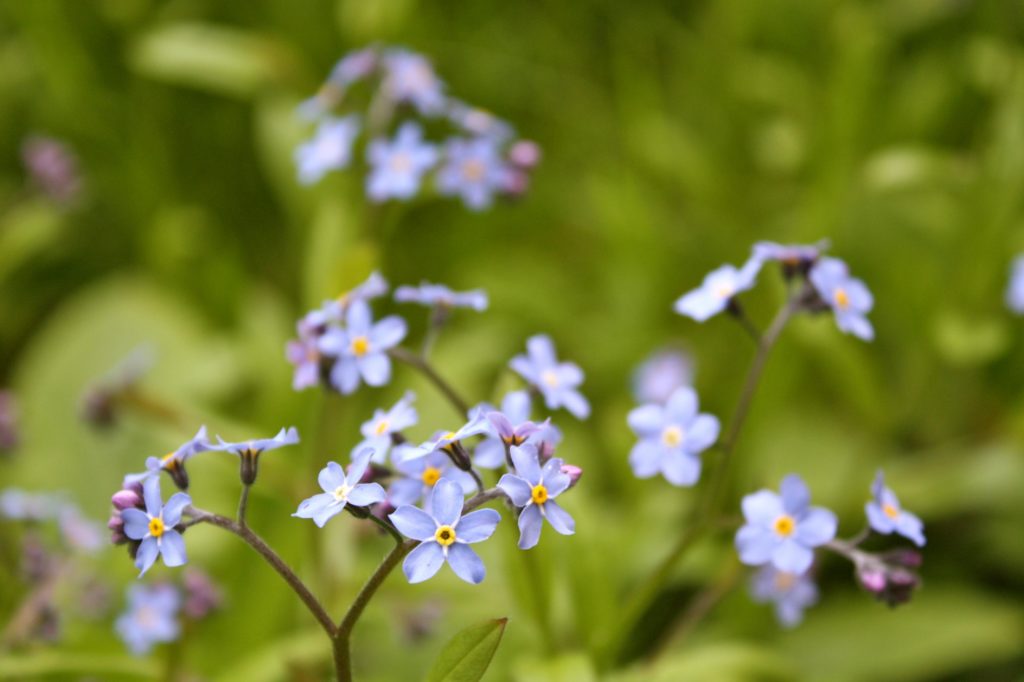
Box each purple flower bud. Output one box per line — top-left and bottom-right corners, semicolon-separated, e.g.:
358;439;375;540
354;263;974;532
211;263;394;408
858;568;886;593
183;568;222;620
560;464;583;489
500;169;530;198
21;135;82;205
508;140;541;169
882;548;923;569
107;515;124;531
111;490;142;511
120;478;144;497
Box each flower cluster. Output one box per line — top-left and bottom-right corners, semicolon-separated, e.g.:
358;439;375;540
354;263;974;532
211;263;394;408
295;45;540;210
114;569;221;656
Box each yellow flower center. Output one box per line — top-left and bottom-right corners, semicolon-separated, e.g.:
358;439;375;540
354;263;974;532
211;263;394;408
462;159;486;182
834;288;850;310
374;419;389;436
421;467;442;487
773;514;796;538
541;370;560;389
332;484;351;502
531;484;549;505
148;517;165;538
434;525;456;547
350;336;370;356
773;571;797;591
883;503;900;520
661;425;684;447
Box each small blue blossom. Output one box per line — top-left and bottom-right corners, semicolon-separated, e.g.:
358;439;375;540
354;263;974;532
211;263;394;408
295;115;361;185
632;348;694;405
809;257;874;341
498;445;575;549
293;449;387;527
627;387;720;487
394;281;488;311
297;48;379;121
318;300;407;394
1007;255;1024;314
213;427;300;485
366;122;439;202
388;449;477;507
752;240;826;266
315;271;391;325
286;332;322;391
735;474;837;574
406;414;490;462
351;392;418;463
121;477;192;577
471;391;561;469
673;258;763;322
381;49;446;116
390;479;501;584
446;99;513;140
510;334;590;420
865;470;925;547
436;136;511;211
126;426;212;489
115;583;181;656
750;565;818;628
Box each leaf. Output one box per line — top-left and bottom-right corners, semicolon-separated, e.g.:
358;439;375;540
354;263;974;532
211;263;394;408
426;618;508;682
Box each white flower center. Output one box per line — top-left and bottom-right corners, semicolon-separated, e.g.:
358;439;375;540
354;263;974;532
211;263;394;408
333;484;351;502
661;425;684;447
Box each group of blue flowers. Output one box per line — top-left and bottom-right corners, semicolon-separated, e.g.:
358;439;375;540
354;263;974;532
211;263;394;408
295;45;540;210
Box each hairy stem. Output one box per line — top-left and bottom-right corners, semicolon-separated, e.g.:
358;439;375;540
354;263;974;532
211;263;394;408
388;347;471;416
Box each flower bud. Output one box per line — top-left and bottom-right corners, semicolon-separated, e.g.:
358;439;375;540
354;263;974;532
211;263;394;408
560;464;583;489
508;140;541;169
111;489;141;511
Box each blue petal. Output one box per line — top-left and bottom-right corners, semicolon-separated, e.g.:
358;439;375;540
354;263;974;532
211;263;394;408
456;509;500;543
541;500;575;535
135;537;159;577
357;352;391;387
865;501;895;534
517;504;543;550
428;479;464;527
661;449;702;487
293;493;336;521
388;479;425;507
896;511;926;547
403;541;445;583
796;507;837;547
629;440;663;479
121;508;151;541
509;445;541;485
330;357;360;394
683;414;720;453
319;462;346;493
664;387;698;424
346;451;374;486
497;474;532;507
142;476;162;517
540;458;571;497
159;531;187;567
561;389;590;420
347;482;386;507
741;490;783;525
735;525;776;566
389;505;436;541
772;539;814;574
371;315;407;349
473;439;506;469
779;475;810;515
161;492;191;527
446;543;486;584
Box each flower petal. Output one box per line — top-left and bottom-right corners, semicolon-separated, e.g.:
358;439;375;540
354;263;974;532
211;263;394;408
403;541;445;583
517;503;543;550
142;476;162;517
446;543;486;584
540;459;571;497
159;531;187;567
526;334;557;367
683;414;720;453
347;482;386;507
665;387;698;423
371;315;407;349
428;478;464;526
122;508;150;540
896;511;926;547
357;352;391;387
456;509;500;543
661;450;702;487
330;357;361;394
497;474;532;507
735;525;776;566
347;450;373;485
509;445;541;484
541;500;575;535
473;439;506;469
627;404;664;438
135;537;159;577
628;440;663;478
561;389;591;420
161;492;191;527
795;507;837;547
741;490;783;525
293;493;335;520
389;505;437;541
780;475;810;515
772;539;813;574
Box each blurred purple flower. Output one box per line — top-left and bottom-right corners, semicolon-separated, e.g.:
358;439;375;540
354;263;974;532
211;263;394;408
394;281;488;311
631;348;694;405
865;471;925;547
295;115;360;185
510;334;590;420
0;489;57;521
750;565;818;628
446;100;513;140
183;568;222;620
809;257;874;341
390;479;500;584
627;387;720;487
366;122;439;201
436;136;511;211
318;300;407;394
673;258;762;322
508;140;542;169
293;449;387;527
498;445;575;549
21;135;81;205
120;477;191;577
735;474;837;574
115;583;181;655
382;50;446;115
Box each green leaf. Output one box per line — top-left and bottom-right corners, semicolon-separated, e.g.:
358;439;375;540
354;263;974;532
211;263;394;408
426;618;508;682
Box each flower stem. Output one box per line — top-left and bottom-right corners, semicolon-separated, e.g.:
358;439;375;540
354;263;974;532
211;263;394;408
237;484;251;528
388;347;471;416
187;507;337;638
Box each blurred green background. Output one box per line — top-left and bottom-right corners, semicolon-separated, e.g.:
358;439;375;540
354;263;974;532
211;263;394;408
2;0;1024;680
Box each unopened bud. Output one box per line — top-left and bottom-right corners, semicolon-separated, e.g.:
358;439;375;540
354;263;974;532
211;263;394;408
111;489;141;511
560;464;583;489
508;140;541;169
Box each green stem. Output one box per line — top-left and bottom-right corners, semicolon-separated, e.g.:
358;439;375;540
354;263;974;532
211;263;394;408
388;347;471;416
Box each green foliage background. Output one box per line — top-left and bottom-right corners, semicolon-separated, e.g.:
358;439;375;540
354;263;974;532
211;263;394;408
1;0;1023;680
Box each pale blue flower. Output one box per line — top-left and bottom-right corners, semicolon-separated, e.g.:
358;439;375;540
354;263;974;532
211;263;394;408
471;391;561;469
121;477;191;577
510;334;590;420
750;565;818;628
314;271;391;325
627;387;720;486
318;300;407;394
212;427;300;485
865;470;925;547
673;258;763;322
382;49;446;115
497;445;574;549
295;115;360;185
1007;255;1024;314
394;281;488;311
446;100;513;140
406;414;490;462
631;348;694;405
735;474;837;574
809;257;874;341
366;122;439;201
390;479;500;584
125;426;212;489
388;449;477;507
115;583;181;655
293;449;386;527
351;391;418;463
436;136;511;210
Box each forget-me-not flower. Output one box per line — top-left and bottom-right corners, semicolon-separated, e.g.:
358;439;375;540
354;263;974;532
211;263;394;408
632;348;694;405
390;479;500;584
394;281;488;311
750;565;818;628
735;474;837;574
351;392;418;463
1007;255;1024;314
295;115;360;185
286;331;323;391
318;300;407;394
115;583;181;655
121;477;191;577
809;257;874;341
366;122;438;202
293;449;386;527
498;445;575;549
388;449;477;507
436;136;510;211
510;334;590;420
381;50;446;115
865;470;925;547
126;426;212;490
627;387;720;486
213;427;300;485
752;240;825;267
471;391;560;468
406;414;490;462
673;258;763;322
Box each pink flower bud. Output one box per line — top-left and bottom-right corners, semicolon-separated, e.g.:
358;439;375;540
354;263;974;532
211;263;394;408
560;464;583;489
111;489;141;511
509;140;541;169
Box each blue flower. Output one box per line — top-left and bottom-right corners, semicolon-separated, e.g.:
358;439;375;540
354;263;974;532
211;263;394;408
750;565;818;628
295;115;361;185
315;271;391;325
406;414;490;462
390;479;500;584
121;477;191;577
388;449;477;507
510;334;590;420
627;387;720;486
436;136;511;211
865;470;925;547
351;391;418;463
115;583;181;655
735;474;837;574
318;300;407;394
631;348;694;405
297;48;380;121
1007;255;1024;314
394;281;488;311
128;426;212;489
752;240;826;266
293;449;387;527
673;258;763;322
446;100;513;140
497;445;575;549
471;391;561;468
213;427;300;485
808;257;874;341
381;49;446;116
286;333;322;391
365;122;439;201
